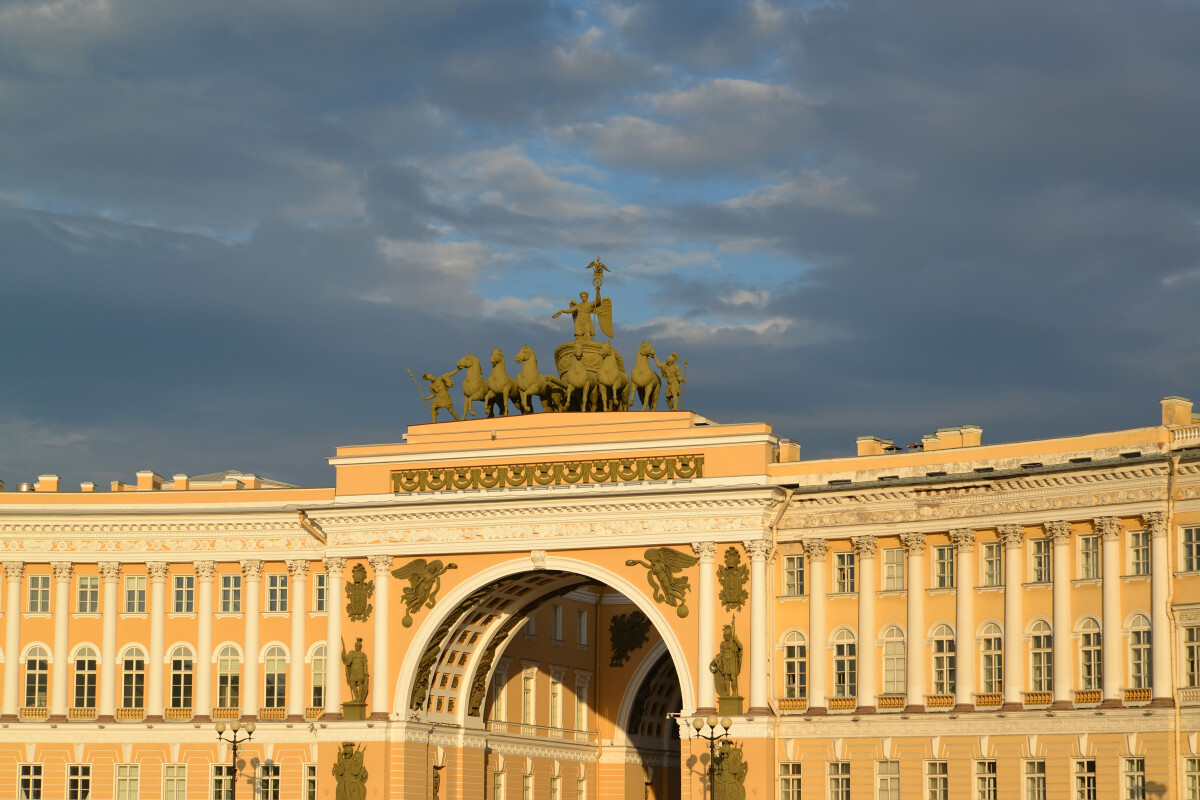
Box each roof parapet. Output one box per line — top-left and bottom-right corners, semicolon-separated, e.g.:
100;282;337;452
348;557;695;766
1162;396;1194;427
35;474;59;492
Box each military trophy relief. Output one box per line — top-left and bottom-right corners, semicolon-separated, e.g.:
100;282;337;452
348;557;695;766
716;546;749;613
409;258;687;419
626;546;700;618
333;742;368;800
712;740;749;800
710;619;744;717
344;562;374;622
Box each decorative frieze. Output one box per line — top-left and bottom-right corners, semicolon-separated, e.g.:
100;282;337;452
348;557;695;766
391;454;703;493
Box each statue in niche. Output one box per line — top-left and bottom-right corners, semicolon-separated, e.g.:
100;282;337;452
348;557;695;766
341;637;370;704
392;558;458;627
344;562;374;622
626;547;699;618
333;742;368;800
709;621;743;712
609;611;652;668
716;547;749;613
713;741;748;800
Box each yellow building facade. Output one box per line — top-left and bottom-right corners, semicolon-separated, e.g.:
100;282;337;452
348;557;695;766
1;397;1199;799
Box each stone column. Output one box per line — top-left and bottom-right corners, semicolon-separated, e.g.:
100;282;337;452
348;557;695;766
1;563;22;718
323;558;346;717
1145;512;1172;705
240;560;263;719
852;536;877;712
98;562;120;720
999;525;1025;708
949;529;975;710
1097;517;1122;705
194;561;216;720
745;539;772;714
287;560;309;720
802;540;828;714
1046;521;1072;708
50;562;73;718
147;562;168;720
691;542;717;713
369;555;392;719
901;533;926;711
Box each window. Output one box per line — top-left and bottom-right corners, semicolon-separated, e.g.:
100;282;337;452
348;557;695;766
779;763;802;800
1187;757;1200;800
574;678;588;730
931;624;956;695
163;764;186;800
982;542;1002;586
877;760;899;800
784;555;806;596
170;645;193;709
1074;759;1097;800
27;575;50;613
1031;539;1051;583
1080;535;1100;579
522;774;532;800
19;764;41;800
266;574;288;612
981;624;1004;694
217;645;241;708
220;574;241;613
1130;614;1152;690
522;670;535;724
551;604;563;641
172;575;194;613
311;644;327;707
833;629;857;698
264;645;287;708
829;762;850;800
259;763;281;800
576;777;587;800
1081;619;1102;690
882;548;904;590
74;646;98;709
24;646;49;707
122;647;146;709
1130;530;1150;575
67;764;90;800
882;625;906;695
524;616;536;636
835;552;856;593
783;632;807;699
313;572;328;612
576;610;588;646
1025;761;1046;800
123;575;146;613
927;761;948;800
933;546;955;588
1187;528;1200;573
1125;758;1145;800
492;669;507;722
976;761;997;800
1030;620;1053;692
115;765;139;800
549;673;562;728
550;776;561;800
305;764;318;800
212;765;234;800
76;575;99;613
494;772;505;800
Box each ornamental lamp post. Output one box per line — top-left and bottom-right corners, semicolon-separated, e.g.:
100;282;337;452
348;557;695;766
691;715;732;800
215;720;256;799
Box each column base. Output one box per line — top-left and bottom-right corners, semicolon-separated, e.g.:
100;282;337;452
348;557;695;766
48;714;67;722
694;706;716;715
746;706;773;717
322;712;343;721
1149;697;1175;708
999;703;1023;711
806;706;827;716
95;715;115;723
854;705;876;715
1099;699;1123;709
144;715;163;723
192;714;211;722
286;714;305;722
904;704;926;713
0;714;17;722
1050;701;1073;710
369;712;390;720
240;714;258;722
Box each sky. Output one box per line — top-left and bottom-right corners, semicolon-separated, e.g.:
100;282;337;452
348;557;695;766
2;0;1200;489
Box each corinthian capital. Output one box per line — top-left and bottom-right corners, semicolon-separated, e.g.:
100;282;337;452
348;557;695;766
3;562;24;580
193;561;217;582
367;554;393;574
998;525;1025;549
949;529;976;552
147;561;170;581
801;539;829;561
98;561;121;581
900;533;926;555
691;542;717;562
743;539;771;561
1044;521;1072;544
51;562;74;580
1142;511;1167;539
851;536;878;557
240;559;264;580
287;559;311;578
1093;516;1121;541
323;557;347;575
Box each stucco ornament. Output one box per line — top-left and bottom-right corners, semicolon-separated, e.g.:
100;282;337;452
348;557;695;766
392;558;458;627
626;547;700;618
344;562;374;623
716;547;749;612
333;742;368;800
713;741;749;800
609;612;652;668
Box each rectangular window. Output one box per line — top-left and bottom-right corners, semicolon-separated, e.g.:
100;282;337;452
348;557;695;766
493;772;505;800
877;760;899;800
835;552;856;593
266;574;288;612
305;765;318;800
784;554;806;596
1188;757;1200;800
1188;627;1200;688
522;774;532;800
779;763;802;800
549;675;562;728
982;542;1002;586
576;610;588;646
19;764;42;800
551;604;563;641
67;764;90;800
163;764;186;800
1125;758;1145;800
1031;538;1051;583
1075;759;1097;800
220;574;241;613
212;765;235;800
1187;528;1200;573
1079;535;1100;579
492;670;507;722
313;572;327;612
576;777;586;800
524;616;536;636
27;575;50;613
115;765;139;800
976;761;997;800
882;548;904;590
575;679;589;730
522;671;535;724
76;576;99;614
1025;760;1046;800
123;575;146;613
927;761;948;800
829;762;850;800
1131;530;1150;575
933;546;955;588
74;651;97;708
550;776;561;800
259;764;281;800
172;575;194;613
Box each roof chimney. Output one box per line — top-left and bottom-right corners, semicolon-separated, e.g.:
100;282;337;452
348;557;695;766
1162;396;1194;427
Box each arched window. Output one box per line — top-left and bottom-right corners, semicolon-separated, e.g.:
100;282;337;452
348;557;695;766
169;645;194;709
881;626;906;695
264;645;287;708
832;630;857;698
981;624;1003;694
121;646;146;709
311;644;327;708
1080;619;1102;691
1029;620;1052;692
782;632;806;700
73;646;98;709
217;646;241;709
24;646;49;708
931;624;956;695
1130;615;1151;690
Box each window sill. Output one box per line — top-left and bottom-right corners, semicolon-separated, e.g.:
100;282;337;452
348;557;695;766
827;592;857;599
1121;574;1150;583
24;612;52;619
118;613;147;620
71;613;101;619
308;611;328;617
261;611;289;617
1071;578;1102;587
925;587;955;596
778;594;808;602
1021;582;1052;591
877;589;906;598
167;613;196;619
974;585;1004;594
214;613;244;618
